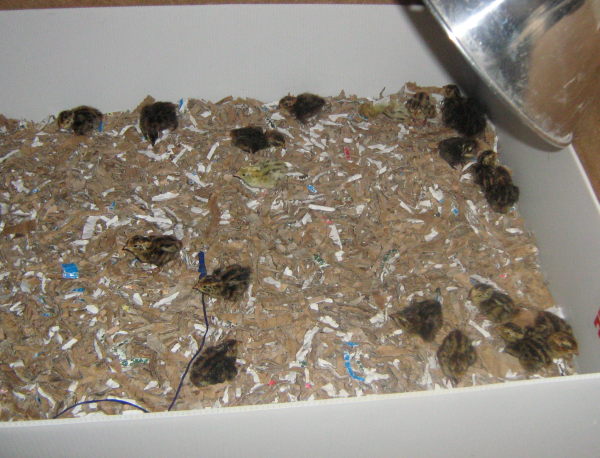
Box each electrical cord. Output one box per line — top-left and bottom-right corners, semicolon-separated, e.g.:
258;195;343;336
167;293;209;411
54;253;209;418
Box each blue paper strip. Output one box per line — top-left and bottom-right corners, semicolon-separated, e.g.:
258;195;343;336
61;263;79;279
307;184;318;194
198;252;207;278
343;351;365;382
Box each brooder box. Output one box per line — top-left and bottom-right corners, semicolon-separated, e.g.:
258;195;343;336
1;4;600;457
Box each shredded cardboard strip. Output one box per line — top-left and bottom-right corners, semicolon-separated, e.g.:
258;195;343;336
0;87;574;420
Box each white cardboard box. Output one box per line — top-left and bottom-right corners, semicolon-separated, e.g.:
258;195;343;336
1;5;600;457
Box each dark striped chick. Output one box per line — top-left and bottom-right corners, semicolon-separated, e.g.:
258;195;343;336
472;150;499;189
279;93;326;123
123;235;182;268
484;165;520;213
405;91;437;123
441;84;487;137
468;283;519;323
231;126;286;153
190;339;239;387
438;137;478;168
57;105;103;135
390;293;443;342
437;329;477;386
193;264;251;301
140;101;178;145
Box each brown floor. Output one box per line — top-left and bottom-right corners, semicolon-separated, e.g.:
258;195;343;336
1;0;597;200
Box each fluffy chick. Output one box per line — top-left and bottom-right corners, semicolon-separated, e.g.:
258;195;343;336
234;160;288;189
405;91;436;122
57;106;103;135
230;126;286;154
534;311;578;358
484;165;520;213
437;329;477;386
472;150;499;190
122;235;182;267
390;296;442;342
190;339;239;387
441;84;486;137
504;333;553;372
438;137;478;168
468;283;519;323
193;265;251;301
140;101;178;145
279;93;325;123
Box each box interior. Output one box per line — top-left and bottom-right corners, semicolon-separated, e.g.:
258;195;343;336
2;4;600;455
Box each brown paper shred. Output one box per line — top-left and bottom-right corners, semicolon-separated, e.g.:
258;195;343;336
0;85;576;421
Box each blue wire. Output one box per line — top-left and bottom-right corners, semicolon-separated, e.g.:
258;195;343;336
168;292;209;411
53;399;148;418
54;287;210;417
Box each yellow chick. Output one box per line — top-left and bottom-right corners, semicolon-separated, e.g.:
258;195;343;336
234;160;288;189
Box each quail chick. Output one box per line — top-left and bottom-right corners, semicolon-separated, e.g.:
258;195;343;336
358;98;409;121
57;106;103;135
279;93;326;123
472;150;499;190
437;329;477;386
533;311;573;337
234;160;288;189
382;100;410;121
496;322;527;343
390;293;442;342
358;101;387;119
533;311;578;358
498;314;578;371
484;165;520;213
405;91;436;122
438;137;478;168
441;84;486;137
468;283;519;323
230;126;286;154
123;235;182;267
193;265;251;301
503;332;553;372
190;339;239;387
140;101;178;145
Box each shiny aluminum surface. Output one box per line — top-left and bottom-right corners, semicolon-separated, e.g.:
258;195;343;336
423;0;600;146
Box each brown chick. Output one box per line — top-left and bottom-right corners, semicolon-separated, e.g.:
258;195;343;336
534;311;574;337
140;101;178;145
498;313;578;371
190;339;239;387
484;165;520;213
57;106;103;135
230;126;286;153
496;322;527;343
472;150;499;190
441;84;487;137
437;329;477;386
122;235;182;267
390;294;442;342
193;264;251;301
504;332;553;372
279;93;326;123
533;311;578;358
438;137;478;169
468;283;519;323
405;91;436;123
